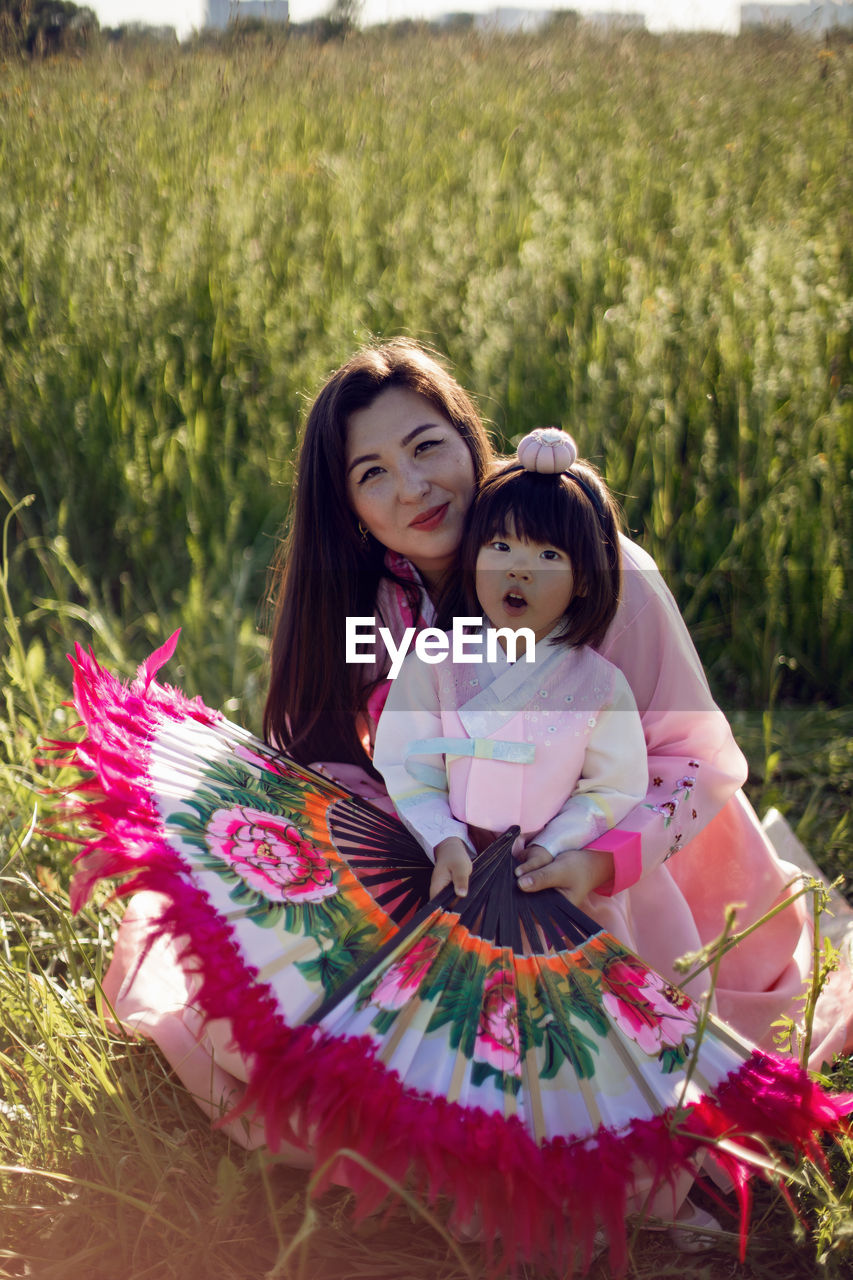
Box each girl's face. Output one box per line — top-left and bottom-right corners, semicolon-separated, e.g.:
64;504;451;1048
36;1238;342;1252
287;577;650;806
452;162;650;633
475;522;575;645
346;386;476;590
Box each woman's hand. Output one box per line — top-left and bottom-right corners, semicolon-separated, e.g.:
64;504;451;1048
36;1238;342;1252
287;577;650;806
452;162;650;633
431;837;473;898
515;845;614;905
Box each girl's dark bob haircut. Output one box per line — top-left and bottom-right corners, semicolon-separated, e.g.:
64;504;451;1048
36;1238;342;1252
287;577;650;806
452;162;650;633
459;459;623;650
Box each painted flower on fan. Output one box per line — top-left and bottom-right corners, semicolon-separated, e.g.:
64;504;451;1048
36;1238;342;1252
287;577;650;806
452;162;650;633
369;935;443;1010
472;969;522;1075
206;806;336;902
234;744;288;778
601;956;697;1055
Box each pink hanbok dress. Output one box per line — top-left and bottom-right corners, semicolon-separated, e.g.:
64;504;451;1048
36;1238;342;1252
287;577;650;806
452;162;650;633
372;629;649;869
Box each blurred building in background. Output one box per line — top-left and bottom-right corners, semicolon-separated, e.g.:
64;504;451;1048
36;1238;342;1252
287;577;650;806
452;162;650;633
471;7;552;30
206;0;290;27
741;1;853;31
582;11;646;29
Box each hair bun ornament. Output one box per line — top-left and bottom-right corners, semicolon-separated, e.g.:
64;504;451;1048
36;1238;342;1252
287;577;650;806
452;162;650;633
517;427;578;474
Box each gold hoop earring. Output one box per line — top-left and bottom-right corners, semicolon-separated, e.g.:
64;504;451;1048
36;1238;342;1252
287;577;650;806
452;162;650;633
358;521;369;543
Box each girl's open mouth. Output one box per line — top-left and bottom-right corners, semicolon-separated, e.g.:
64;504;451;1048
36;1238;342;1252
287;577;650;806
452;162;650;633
502;590;528;614
409;503;449;531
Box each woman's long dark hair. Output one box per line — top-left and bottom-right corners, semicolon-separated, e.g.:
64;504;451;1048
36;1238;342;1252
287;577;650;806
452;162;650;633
263;339;493;773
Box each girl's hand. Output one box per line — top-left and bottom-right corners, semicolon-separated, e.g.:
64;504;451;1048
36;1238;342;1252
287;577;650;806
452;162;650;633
431;837;473;898
515;845;614;905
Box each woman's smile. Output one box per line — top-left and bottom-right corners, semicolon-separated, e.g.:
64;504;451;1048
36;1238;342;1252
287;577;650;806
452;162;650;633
409;502;450;531
346;387;476;589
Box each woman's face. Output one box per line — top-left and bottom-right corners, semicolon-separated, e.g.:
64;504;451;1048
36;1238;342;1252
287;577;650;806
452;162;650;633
345;386;476;589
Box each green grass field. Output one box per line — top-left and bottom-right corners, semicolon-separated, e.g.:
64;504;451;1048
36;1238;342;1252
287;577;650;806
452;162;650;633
1;22;852;1279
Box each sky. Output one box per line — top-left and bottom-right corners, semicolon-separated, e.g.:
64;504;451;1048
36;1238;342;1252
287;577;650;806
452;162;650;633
89;0;746;40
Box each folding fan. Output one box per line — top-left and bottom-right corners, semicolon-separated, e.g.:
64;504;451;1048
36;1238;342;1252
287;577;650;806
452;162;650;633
58;635;853;1278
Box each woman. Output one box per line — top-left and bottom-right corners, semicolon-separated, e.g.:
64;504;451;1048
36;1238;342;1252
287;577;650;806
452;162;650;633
263;339;492;778
103;339;851;1152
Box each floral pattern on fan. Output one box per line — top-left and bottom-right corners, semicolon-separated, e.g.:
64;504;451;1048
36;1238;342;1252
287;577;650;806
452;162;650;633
206;806;337;904
601;955;698;1069
348;920;703;1099
165;753;397;994
369;935;443;1011
473;968;521;1076
233;743;290;778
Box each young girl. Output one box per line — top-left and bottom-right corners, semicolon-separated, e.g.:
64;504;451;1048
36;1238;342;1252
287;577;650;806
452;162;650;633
373;427;649;910
371;429;735;1251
